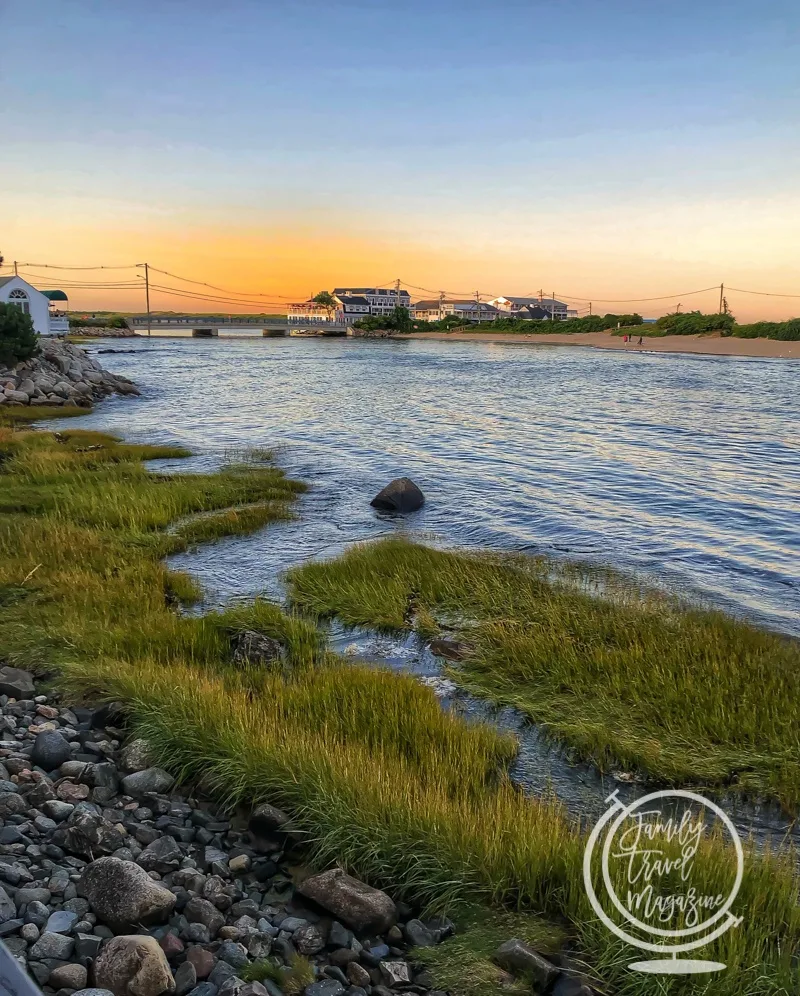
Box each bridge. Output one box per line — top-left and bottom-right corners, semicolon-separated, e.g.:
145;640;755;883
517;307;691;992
127;315;350;337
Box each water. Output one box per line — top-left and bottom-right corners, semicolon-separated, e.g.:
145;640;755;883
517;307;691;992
66;336;800;843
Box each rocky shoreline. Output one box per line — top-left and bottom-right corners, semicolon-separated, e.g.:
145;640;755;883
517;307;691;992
0;340;139;409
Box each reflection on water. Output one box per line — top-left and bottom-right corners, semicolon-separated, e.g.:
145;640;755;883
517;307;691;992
62;336;800;844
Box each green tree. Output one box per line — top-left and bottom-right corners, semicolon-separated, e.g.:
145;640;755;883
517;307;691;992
312;291;337;320
0;302;39;367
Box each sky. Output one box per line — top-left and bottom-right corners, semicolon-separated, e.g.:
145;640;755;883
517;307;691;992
2;0;800;319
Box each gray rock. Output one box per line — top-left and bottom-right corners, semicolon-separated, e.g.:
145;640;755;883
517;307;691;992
0;885;17;923
249;802;291;837
64;807;128;857
75;931;104;959
45;908;79;934
15;887;52;907
185;896;224;937
23;900;50;927
94;935;176;996
379;961;410;986
0;667;35;698
217;940;248;970
186;986;217;996
0;918;24;937
208;962;236;988
29;930;75;960
370;477;425;513
31;730;74;769
346;963;371;988
403;918;437;947
120;739;152;773
494;939;559;990
121;767;175;797
49;963;89;990
175;961;198;996
304;982;345;996
138;835;183;873
0;792;27;818
42;799;75;821
294;923;324;955
231;631;282;667
79;856;177;931
298;869;397;934
72;990;115;996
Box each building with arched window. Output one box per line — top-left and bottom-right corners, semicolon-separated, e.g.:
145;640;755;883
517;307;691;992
0;276;56;334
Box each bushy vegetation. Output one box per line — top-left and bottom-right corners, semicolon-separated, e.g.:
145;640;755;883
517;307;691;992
450;313;643;335
3;418;799;994
0;301;39;367
68;314;130;329
352;305;413;332
733;318;800;341
651;311;736;336
287;537;800;805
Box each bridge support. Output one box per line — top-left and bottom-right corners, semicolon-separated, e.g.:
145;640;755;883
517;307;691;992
191;328;218;337
261;328;287;337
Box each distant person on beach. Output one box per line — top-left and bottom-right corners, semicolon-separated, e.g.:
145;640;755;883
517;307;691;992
623;334;628;343
638;336;643;345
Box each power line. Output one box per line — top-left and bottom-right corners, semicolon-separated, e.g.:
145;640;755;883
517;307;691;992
726;286;800;299
147;266;300;300
547;286;720;304
16;262;136;270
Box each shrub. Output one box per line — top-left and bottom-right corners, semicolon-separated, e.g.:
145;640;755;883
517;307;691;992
0;302;39;367
733;318;800;341
654;311;736;335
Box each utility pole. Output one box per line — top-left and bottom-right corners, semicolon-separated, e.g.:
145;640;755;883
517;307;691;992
719;283;724;314
438;290;445;321
137;263;151;336
395;277;401;307
589;302;592;316
13;261;18;276
551;290;556;322
475;290;481;322
676;302;682;314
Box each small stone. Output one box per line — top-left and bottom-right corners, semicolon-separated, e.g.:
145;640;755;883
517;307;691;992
346;962;371;988
58;780;91;802
31;730;73;770
186;946;216;979
494;939;559;991
45;909;79;934
160;931;185;959
404;918;437;947
218;940;248;970
174;961;197;996
228;854;250;876
0;666;35;699
75;931;104;959
294;923;324;955
121;767;175;797
248;802;291;837
379;961;410;987
72;991;115;996
185;896;224;937
94;935;176;996
29;930;75;960
49;963;89;990
138;835;183;873
304;982;345;996
17;922;38;941
0;885;17;923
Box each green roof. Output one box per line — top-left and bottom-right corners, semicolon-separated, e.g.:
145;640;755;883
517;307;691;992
41;289;69;302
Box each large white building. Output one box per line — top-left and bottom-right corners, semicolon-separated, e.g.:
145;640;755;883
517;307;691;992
412;299;501;323
488;295;578;320
0;276;63;334
287;286;413;325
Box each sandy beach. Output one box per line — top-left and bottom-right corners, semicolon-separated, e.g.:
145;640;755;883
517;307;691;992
405;330;800;359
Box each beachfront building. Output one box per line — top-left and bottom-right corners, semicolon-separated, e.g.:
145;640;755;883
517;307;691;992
332;287;412;317
0;276;58;334
488;295;578;320
412;299;501;323
287;300;335;324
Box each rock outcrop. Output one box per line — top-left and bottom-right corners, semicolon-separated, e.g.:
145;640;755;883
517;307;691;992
0;339;138;408
370;477;425;513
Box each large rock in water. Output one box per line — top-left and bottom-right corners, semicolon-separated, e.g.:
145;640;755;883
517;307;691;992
298;868;397;933
93;935;175;996
370;477;425;513
79;857;176;930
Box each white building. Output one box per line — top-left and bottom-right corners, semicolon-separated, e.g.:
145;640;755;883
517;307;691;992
412;299;501;323
0;276;55;334
332;287;412;317
488;296;578;320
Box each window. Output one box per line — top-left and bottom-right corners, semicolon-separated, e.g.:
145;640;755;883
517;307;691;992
8;289;30;315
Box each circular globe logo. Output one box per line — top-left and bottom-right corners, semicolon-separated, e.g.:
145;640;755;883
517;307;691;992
583;789;744;974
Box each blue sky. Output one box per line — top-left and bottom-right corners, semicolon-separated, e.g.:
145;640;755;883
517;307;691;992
3;0;800;315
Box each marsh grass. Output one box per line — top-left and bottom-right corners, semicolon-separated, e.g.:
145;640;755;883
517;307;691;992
3;422;799;994
286;537;800;805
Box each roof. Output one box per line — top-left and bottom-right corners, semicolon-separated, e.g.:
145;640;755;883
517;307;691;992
497;296;567;309
333;287;410;296
41;290;69;302
336;295;370;306
412;300;441;310
0;276;16;288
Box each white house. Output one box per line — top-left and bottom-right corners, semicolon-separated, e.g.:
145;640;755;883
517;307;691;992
488;296;578;320
0;276;54;334
332;287;412;317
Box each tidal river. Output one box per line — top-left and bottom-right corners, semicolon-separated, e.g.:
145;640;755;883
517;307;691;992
73;335;799;634
66;334;800;840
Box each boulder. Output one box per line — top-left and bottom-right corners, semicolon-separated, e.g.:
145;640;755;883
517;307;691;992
79;856;176;930
0;666;35;698
31;730;74;769
93;935;176;996
369;477;425;513
298;869;397;934
231;630;282;667
249;802;291;836
119;738;153;772
29;930;75;960
494;939;559;990
49;963;89;990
